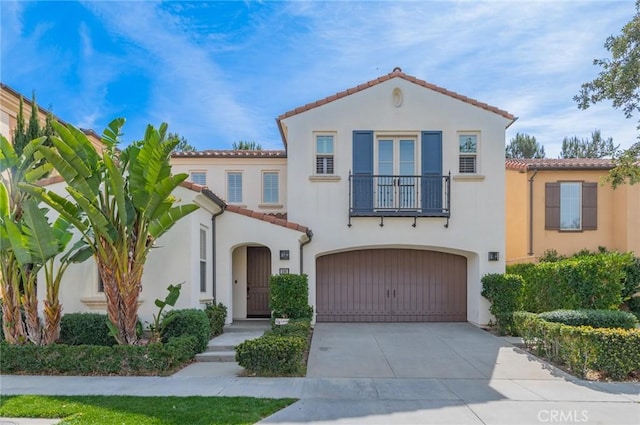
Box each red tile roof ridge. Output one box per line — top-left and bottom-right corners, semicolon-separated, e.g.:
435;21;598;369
505;158;615;171
172;150;286;158
276;68;515;124
224;205;307;233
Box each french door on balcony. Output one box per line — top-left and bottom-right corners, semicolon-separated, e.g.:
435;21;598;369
376;138;417;210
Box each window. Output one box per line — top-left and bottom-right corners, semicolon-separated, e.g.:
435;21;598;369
199;228;207;292
375;137;417;209
263;172;279;203
227;172;242;203
316;134;334;174
190;171;206;186
545;182;597;231
458;134;477;173
560;182;581;230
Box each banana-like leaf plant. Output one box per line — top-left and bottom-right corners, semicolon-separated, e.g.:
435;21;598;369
21;119;198;345
0;134;52;344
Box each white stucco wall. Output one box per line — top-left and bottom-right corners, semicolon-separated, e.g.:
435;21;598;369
214;211;309;323
171;157;287;213
281;77;511;325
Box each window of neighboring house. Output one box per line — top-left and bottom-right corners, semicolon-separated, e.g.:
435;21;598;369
190;171;206;186
458;134;478;174
263;172;279;203
227;172;242;203
316;134;334;174
199;228;207;293
545;181;597;231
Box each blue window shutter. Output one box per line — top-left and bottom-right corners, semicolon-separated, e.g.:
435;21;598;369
421;131;442;211
353;130;374;211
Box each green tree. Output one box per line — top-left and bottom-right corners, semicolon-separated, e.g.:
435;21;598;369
12;97;28;157
169;132;196;152
505;133;545;158
560;130;618;158
574;0;640;186
0;135;56;344
232;140;262;150
22;119;198;345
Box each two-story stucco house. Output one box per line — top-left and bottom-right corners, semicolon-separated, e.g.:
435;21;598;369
3;69;516;326
173;68;516;326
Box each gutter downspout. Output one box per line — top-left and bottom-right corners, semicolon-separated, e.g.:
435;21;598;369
299;229;313;274
211;207;225;302
528;169;538;256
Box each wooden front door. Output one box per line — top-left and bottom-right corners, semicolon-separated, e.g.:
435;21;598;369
247;246;271;317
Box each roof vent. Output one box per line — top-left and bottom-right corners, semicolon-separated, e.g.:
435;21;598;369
392;67;402;73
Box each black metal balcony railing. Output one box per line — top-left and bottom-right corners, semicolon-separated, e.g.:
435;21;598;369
349;173;450;225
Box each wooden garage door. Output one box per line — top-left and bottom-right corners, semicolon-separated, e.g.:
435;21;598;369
316;249;466;322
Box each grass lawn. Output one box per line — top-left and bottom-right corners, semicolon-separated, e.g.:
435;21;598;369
0;395;296;424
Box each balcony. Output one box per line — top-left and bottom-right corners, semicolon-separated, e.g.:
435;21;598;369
349;173;451;226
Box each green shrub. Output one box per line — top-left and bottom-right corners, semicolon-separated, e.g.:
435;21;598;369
538;309;638;329
205;302;228;338
236;334;306;375
269;274;313;319
59;313;116;346
539;249;566;263
0;336;197;375
621;257;640;301
271;318;311;338
509;252;632;313
512;311;640;380
627;296;640;320
160;309;210;353
481;273;523;334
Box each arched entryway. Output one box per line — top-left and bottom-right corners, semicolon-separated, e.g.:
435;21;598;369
231;244;272;319
316;248;467;322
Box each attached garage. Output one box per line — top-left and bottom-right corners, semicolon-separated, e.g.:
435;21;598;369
316;249;467;322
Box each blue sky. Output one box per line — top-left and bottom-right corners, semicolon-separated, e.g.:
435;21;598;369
1;1;636;157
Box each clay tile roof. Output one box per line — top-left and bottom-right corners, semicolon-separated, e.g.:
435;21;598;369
224;204;308;233
172;150;286;159
505;158;616;171
276;68;516;144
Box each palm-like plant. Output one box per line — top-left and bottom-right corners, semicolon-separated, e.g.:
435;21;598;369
0;135;53;344
22;119;198;345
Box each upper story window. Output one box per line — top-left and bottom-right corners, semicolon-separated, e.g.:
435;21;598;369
227;172;242;203
545;181;597;231
458;134;478;174
316;134;334;174
190;171;207;186
262;172;279;204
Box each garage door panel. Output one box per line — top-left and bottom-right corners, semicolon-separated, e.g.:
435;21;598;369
316;249;466;322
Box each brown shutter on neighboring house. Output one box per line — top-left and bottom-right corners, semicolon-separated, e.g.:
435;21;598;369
545;182;560;230
582;182;597;230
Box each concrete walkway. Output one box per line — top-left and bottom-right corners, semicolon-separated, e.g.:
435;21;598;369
1;323;638;425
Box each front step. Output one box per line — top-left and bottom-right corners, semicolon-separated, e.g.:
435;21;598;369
196;351;237;362
196;322;269;363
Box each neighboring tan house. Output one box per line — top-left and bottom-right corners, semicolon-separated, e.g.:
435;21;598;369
505;158;640;264
175;68;516;325
0;83;103;151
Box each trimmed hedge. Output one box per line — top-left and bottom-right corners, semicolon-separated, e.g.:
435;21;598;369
59;313;117;346
481;273;524;334
205;302;227;338
161;309;210;353
538;309;638;329
0;335;198;375
507;252;633;313
269;274;313;319
513;312;640;380
236;318;312;376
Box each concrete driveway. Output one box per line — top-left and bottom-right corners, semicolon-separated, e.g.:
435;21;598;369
306;322;563;380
